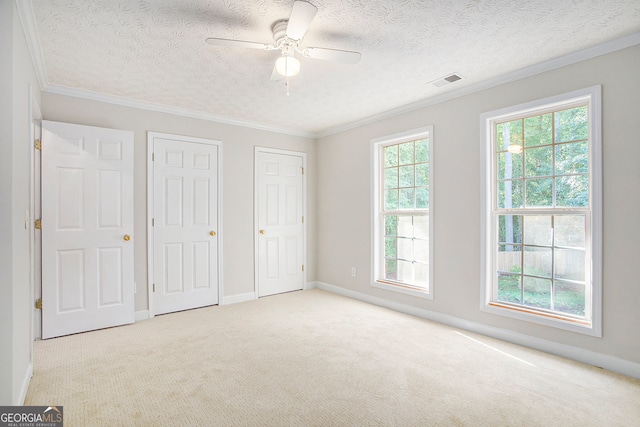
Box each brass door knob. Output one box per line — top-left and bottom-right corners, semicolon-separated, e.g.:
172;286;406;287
123;234;131;241
210;231;216;236
259;229;265;235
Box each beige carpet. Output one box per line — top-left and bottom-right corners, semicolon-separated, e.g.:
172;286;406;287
25;289;640;426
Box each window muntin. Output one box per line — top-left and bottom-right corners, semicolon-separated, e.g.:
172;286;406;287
482;87;601;335
372;128;432;297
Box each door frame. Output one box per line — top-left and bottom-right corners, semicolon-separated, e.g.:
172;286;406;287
253;147;307;297
29;86;42;342
147;132;223;318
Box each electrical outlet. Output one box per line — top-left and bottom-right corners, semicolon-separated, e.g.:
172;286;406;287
351;267;357;277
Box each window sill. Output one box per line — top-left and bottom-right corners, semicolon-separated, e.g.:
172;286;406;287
372;280;433;300
481;301;600;337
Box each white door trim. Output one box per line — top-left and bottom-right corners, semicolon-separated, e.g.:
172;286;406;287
147;132;223;318
253;147;307;297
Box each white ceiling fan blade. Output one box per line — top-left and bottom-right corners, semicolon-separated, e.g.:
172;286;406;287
206;37;274;50
286;1;318;41
302;47;361;64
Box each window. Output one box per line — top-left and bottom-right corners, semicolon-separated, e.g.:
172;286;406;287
481;87;601;336
372;127;433;298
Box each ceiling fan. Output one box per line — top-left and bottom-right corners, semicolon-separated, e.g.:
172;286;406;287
205;0;361;81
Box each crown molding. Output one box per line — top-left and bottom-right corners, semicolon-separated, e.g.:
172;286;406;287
15;0;48;90
43;84;315;138
315;31;640;138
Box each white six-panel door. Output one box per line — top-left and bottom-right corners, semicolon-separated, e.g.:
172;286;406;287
256;150;305;297
41;120;134;339
150;134;221;315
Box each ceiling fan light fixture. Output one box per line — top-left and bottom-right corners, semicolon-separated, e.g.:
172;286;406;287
276;55;301;77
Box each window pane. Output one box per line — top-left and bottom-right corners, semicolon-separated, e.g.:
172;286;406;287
397;215;413;238
414;214;429;240
554;248;585;282
416;187;429;209
384;167;398;189
497;273;521;304
384;145;398;167
497;244;521;273
498;215;522;244
524;215;552;246
397;260;414;283
399;142;414;165
525;178;552;207
384;215;398;236
555;281;585;316
525;145;553;177
399;188;415;209
384;189;398;210
556;175;588;207
496;119;523;152
523;277;551;310
414;239;428;263
555;141;588;175
415;139;429;163
385;237;397;259
554;215;585;248
523;246;552;278
397;237;413;260
498;180;523;208
555;106;588;143
524;113;552;147
399;165;415;187
498;152;523;180
416;163;429;186
413;262;429;288
385;259;397;281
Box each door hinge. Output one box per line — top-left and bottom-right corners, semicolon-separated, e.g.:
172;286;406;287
152;153;154;161
35;298;42;309
302;216;304;224
302;265;304;272
301;167;304;175
34;139;42;150
153;283;156;293
34;219;42;230
151;218;154;227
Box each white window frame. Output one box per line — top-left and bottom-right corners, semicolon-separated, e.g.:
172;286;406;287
371;126;434;299
480;86;602;337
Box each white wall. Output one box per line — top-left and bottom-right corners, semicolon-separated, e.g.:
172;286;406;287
317;44;640;365
0;0;41;405
40;94;317;312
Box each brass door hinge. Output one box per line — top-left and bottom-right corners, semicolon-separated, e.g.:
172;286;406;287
152;153;154;161
301;167;304;175
151;218;154;227
35;139;42;150
302;216;304;224
34;219;42;230
302;265;304;272
153;283;156;292
35;298;42;309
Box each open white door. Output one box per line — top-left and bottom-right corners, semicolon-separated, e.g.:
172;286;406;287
41;120;134;339
256;149;305;297
150;133;221;315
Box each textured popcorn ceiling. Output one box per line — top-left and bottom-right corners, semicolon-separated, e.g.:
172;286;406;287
31;0;640;135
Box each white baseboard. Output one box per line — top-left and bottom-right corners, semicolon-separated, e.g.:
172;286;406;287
16;362;33;405
315;281;640;380
135;310;149;322
222;292;256;306
304;281;318;290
